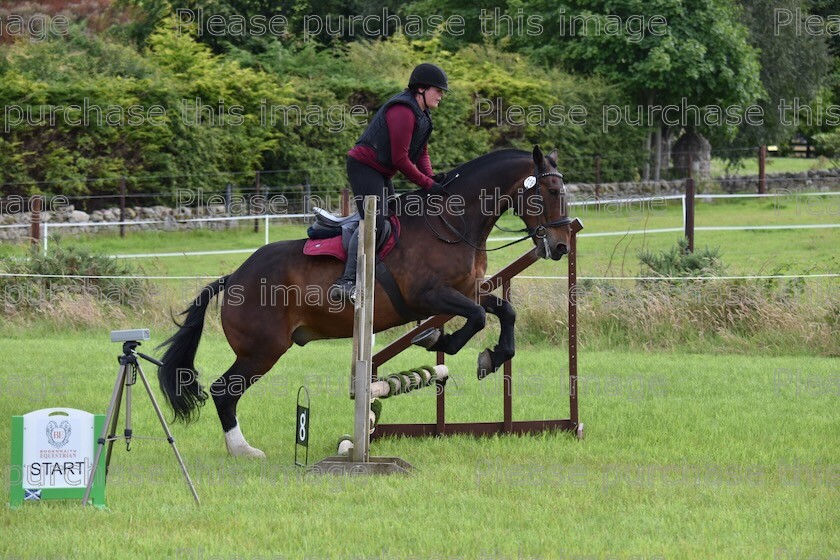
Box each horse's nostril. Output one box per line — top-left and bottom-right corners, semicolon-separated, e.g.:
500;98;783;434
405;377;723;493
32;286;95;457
557;244;568;255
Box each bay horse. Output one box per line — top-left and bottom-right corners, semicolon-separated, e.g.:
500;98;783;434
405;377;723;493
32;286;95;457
157;146;571;457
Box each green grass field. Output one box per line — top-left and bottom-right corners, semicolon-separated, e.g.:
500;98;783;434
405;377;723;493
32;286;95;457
1;332;838;559
1;192;838;559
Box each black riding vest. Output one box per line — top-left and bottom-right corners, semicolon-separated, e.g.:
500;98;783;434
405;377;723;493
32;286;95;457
356;90;433;168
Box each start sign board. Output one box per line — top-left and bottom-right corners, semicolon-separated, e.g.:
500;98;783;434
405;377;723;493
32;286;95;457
10;408;106;507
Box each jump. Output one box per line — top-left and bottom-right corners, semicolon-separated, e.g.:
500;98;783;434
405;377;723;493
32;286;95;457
157;145;571;457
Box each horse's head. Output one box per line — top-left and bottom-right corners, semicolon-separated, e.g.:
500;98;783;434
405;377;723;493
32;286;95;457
516;146;572;260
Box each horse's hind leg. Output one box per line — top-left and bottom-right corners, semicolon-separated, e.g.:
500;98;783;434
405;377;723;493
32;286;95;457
477;294;516;380
212;350;286;458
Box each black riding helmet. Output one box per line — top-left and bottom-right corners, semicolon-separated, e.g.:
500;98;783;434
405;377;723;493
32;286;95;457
408;63;449;91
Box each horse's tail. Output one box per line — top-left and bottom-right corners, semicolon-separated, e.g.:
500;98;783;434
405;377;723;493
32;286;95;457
157;275;229;424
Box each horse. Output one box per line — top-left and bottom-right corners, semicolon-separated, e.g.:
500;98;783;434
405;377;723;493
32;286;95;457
157;145;571;457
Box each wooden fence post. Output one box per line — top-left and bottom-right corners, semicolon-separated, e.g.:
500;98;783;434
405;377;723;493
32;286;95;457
120;176;126;238
341;188;350;217
30;195;42;248
254;170;261;233
685;178;696;253
758;145;767;194
594;154;601;200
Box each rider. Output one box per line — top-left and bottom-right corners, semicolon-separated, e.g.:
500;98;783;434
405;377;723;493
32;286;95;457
329;62;449;301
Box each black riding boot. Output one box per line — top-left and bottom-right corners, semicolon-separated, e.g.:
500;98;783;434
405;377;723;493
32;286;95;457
329;227;360;302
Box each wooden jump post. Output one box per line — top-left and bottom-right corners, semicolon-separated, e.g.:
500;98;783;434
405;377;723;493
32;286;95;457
312;196;450;475
370;218;585;441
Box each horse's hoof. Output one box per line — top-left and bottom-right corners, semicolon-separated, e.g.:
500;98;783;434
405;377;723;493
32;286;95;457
225;425;267;458
228;445;267;459
411;327;441;349
477;349;493;380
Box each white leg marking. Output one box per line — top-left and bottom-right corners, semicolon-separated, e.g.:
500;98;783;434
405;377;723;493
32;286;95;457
224;420;266;458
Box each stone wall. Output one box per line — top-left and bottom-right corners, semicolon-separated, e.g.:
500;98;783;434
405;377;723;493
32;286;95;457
0;204;246;242
708;169;840;194
2;169;838;243
568;168;840;198
567;179;684;198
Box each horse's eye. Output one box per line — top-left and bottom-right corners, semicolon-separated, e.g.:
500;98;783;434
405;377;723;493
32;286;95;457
548;188;560;197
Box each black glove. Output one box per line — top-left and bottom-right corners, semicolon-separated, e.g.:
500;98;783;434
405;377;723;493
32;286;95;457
427;182;446;195
431;172;448;185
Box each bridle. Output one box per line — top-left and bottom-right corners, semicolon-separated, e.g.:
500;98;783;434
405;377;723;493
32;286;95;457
492;165;572;256
425;164;572;253
516;164;573;236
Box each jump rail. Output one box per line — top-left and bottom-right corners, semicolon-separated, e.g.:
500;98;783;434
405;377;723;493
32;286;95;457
371;218;585;440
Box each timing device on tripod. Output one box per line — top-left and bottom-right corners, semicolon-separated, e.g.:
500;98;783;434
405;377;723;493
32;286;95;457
82;329;200;506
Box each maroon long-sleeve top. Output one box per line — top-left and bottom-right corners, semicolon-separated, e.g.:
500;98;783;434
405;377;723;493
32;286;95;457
348;104;435;189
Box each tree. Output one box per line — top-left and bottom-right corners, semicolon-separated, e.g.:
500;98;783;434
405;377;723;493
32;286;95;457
0;22;281;199
509;0;764;179
800;0;840;165
720;0;833;157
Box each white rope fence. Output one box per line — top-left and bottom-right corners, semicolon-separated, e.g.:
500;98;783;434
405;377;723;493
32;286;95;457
522;274;840;281
0;192;840;281
2;272;837;281
39;213;309;255
3;191;837;264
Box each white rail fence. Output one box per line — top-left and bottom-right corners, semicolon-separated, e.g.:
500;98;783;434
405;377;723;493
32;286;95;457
0;192;840;281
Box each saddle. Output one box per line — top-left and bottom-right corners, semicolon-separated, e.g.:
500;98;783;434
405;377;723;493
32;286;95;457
303;207;420;321
304;207;399;262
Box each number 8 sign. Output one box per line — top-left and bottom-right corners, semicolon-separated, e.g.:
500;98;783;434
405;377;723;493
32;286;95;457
295;386;310;467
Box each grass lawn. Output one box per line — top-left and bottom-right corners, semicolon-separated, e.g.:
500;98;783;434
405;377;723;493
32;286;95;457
1;330;838;559
1;191;837;558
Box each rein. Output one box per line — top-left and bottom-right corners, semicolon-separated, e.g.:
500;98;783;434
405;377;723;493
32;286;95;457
425;212;535;252
425;166;571;252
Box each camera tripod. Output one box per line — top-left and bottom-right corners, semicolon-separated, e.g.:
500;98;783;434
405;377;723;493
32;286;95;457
82;340;200;506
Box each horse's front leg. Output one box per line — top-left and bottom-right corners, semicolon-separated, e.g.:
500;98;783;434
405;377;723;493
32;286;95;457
476;294;516;380
411;288;486;357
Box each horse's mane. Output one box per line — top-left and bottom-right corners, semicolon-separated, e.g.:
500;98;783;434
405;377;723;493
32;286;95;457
447;149;529;176
399;149;530;199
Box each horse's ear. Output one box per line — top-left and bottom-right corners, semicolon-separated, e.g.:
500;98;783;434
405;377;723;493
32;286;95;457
547;149;558;168
532;145;544;168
